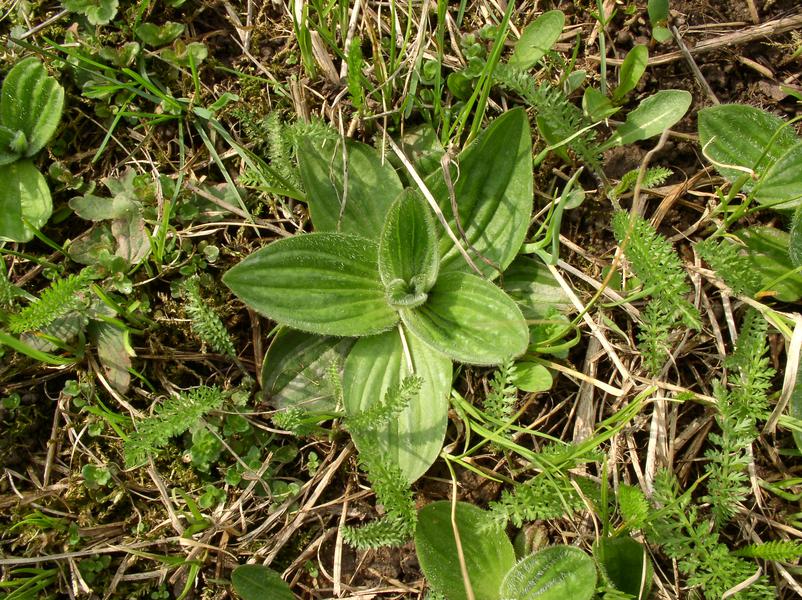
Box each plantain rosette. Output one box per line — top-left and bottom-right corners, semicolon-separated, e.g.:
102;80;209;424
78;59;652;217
224;109;533;482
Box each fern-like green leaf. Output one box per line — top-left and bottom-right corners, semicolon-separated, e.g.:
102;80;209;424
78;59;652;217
7;273;91;334
182;277;236;358
124;386;227;467
697;238;761;297
483;357;518;421
612;211;701;373
610;166;673;201
732;540;802;561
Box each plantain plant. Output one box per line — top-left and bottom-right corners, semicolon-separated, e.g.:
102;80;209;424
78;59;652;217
224;109;533;484
0;57;64;242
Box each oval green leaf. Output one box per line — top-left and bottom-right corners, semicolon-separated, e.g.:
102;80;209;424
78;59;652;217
594;536;653;600
614;45;648;102
509;10;565;70
134;21;185;46
415;500;516;600
296;135;403;239
0;160;52;242
602;90;691;150
343;327;451;483
698;104;802;208
231;564;294;600
426;108;533;279
512;362;553;393
261;329;354;413
733;226;802;302
500;545;597;600
223;233;398;336
400;272;528;366
379;191;439;306
0;57;64;158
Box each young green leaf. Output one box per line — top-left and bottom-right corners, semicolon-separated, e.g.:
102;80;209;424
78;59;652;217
601;90;692;150
134;22;185;46
698;104;802;208
594;537;653;600
613;45;649;103
379;192;439;308
296;135;403;239
231;565;294;600
62;0;119;25
0;57;65;158
583;87;618;121
415;501;516;600
400;272;529;366
0;160;52;243
426;108;533;279
733;226;802;302
512;361;553;392
508;10;565;70
343;327;451;483
500;545;597;600
261;329;353;413
223;233;398;336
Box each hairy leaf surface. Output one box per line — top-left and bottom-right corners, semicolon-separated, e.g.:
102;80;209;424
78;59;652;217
0;57;64;158
501;545;597;600
223;233;398;336
400;272;528;365
343;327;451;483
261;329;353;412
296;135;403;239
379;192;439;307
699;104;802;208
426;108;533;279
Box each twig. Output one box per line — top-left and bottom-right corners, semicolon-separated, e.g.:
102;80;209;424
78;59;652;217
590;13;802;66
672;26;719;105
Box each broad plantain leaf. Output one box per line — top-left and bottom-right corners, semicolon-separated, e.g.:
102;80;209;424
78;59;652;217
261;328;353;412
415;500;515;600
343;327;451;483
91;320;133;394
0;57;65;158
296;135;403;239
426;108;533;279
733;226;802;302
223;233;398;336
231;564;294;600
0;125;22;165
400;272;528;365
500;545;597;600
698;104;802;208
379;191;439;308
0;160;52;242
601;90;691;150
790;207;802;268
509;10;565;70
594;536;653;600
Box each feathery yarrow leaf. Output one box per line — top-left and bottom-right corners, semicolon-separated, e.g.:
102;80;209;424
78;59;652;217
697;238;761;297
7;272;91;334
124;386;227;467
182;277;236;358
